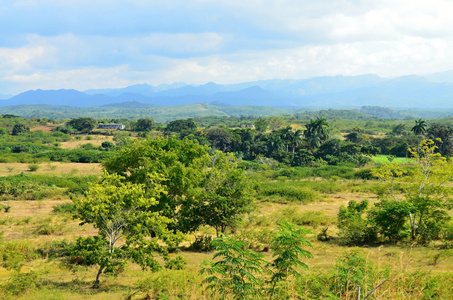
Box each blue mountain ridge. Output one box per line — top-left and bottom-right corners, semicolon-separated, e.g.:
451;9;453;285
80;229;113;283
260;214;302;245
1;74;453;108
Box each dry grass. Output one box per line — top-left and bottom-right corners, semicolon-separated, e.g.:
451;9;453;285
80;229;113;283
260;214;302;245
59;135;114;149
0;162;103;177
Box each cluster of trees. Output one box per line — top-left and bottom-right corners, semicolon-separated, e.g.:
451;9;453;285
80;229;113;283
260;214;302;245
71;137;254;284
338;140;453;246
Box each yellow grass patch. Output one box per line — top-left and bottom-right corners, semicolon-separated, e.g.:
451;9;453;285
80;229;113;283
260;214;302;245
0;162;103;177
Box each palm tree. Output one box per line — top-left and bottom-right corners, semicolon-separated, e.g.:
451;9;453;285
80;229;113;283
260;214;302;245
411;119;427;149
289;129;304;157
304;117;330;150
279;125;293;152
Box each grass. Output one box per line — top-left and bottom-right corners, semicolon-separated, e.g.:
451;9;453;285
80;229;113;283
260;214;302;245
372;155;415;165
0;162;102;177
0;168;452;299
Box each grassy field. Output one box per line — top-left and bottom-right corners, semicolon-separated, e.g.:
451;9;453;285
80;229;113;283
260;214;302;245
1;167;452;299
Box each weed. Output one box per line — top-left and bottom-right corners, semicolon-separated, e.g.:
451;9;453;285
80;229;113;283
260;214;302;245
28;164;40;172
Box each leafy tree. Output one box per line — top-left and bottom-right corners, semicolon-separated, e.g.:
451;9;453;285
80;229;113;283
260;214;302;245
103;137;209;233
194;151;254;236
12;124;29;135
71;173;181;286
426;124;453;156
206;126;233;152
372;139;453;243
133;118;155;132
67;118;97;133
255;117;269;133
164;118;197;133
304;117;330;150
103;137;252;234
411;119;427;136
344;126;364;144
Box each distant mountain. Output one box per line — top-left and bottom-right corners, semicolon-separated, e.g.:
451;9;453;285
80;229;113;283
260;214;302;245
2;74;453;108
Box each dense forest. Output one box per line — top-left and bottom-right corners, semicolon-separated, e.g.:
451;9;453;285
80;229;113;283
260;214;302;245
0;112;452;299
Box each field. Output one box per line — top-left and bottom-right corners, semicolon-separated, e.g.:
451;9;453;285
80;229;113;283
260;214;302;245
1;117;453;299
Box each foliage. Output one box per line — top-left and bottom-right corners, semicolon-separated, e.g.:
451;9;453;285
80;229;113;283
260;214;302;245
103;137;253;234
200;234;266;299
12;123;30;135
71;172;182;286
133;117;155;132
66;117;97;132
337;200;377;246
266;221;313;299
200;222;313;299
372;139;453;243
193;151;254;236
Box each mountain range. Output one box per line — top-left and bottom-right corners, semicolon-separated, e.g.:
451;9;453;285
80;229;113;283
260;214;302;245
1;74;453;108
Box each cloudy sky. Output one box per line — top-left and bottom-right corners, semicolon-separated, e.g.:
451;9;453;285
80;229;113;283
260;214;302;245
1;0;453;95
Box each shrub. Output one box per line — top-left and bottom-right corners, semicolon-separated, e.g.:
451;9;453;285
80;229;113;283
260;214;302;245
164;255;188;270
28;164;40;172
52;202;75;214
188;234;213;252
0;271;39;297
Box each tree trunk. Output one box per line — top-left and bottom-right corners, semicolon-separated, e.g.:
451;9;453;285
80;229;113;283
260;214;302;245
94;266;105;288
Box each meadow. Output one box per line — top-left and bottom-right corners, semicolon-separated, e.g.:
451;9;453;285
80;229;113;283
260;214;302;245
0;116;452;299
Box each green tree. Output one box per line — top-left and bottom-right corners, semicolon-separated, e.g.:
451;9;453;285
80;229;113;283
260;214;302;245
206;126;233;152
133;118;155;132
304;117;330;150
373;139;453;243
67;118;97;133
11;124;29;135
255;117;269;133
71;173;181;286
103;137;252;234
194;151;254;236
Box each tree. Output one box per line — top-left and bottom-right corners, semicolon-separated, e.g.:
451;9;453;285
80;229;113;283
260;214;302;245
206;127;233;152
71;173;181;286
288;129;304;157
194;151;254;237
67;118;97;133
426;124;453;156
304;117;330;150
411;119;427;136
164;118;197;133
133;118;155;132
255;117;269;133
11;124;29;135
344;126;364;144
372;139;453;243
102;137;252;234
411;119;427;150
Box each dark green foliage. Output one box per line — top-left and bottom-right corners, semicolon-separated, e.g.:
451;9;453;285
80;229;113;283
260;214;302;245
133;118;155;132
337;200;377;246
164;118;197;133
101;141;115;150
188;235;213;252
12;123;30;135
206;126;233;152
66;117;97;132
370;200;412;243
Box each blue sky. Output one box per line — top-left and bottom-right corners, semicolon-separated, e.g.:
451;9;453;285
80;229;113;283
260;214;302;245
1;0;453;95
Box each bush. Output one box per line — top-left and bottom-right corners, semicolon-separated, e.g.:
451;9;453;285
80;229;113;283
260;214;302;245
28;164;40;172
52;202;75;214
188;234;213;252
165;255;187;270
0;271;39;297
337;200;377;246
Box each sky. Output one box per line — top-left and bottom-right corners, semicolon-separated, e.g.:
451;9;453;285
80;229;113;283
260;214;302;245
1;0;453;95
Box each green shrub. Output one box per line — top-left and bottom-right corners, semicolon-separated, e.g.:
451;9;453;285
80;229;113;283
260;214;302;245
0;271;39;297
52;202;75;214
188;234;213;252
165;255;188;270
28;164;40;172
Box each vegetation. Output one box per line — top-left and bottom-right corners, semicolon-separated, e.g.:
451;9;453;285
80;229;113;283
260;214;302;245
0;112;452;299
